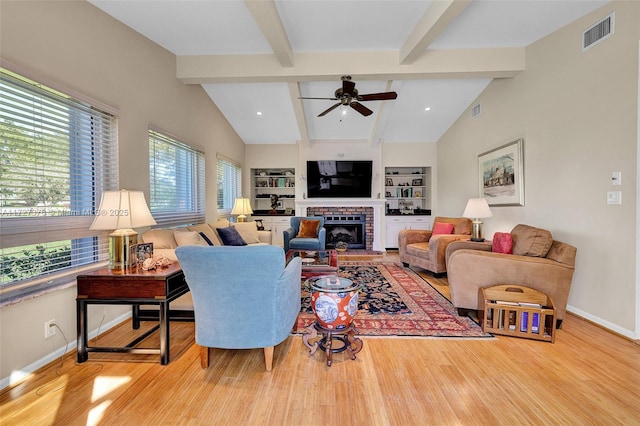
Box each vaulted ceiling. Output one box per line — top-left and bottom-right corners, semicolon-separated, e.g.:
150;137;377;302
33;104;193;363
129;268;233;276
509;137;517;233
89;0;610;145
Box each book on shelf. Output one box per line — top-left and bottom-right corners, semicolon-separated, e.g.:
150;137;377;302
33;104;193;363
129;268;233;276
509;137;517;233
508;311;516;331
518;301;542;307
495;300;519;306
520;311;540;333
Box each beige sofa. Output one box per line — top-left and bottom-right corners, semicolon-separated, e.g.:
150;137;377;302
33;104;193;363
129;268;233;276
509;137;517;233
140;219;272;262
446;224;577;328
139;219;272;311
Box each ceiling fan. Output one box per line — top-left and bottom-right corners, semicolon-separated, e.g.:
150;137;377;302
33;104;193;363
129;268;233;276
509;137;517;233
299;75;397;117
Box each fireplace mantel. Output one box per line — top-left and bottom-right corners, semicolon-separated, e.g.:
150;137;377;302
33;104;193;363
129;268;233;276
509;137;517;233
296;199;386;252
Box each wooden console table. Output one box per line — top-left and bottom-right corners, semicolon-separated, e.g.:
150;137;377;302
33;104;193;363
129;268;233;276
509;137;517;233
76;263;188;365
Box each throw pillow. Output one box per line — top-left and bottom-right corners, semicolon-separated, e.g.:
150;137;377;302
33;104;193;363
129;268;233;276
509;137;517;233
297;219;320;238
233;221;261;244
141;229;178;249
198;232;215;246
188;223;222;246
492;232;513;254
510;224;553;257
216;226;247;246
174;231;208;247
432;222;454;235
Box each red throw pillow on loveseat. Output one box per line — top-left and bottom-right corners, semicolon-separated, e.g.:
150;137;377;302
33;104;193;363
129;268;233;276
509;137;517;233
492;232;513;254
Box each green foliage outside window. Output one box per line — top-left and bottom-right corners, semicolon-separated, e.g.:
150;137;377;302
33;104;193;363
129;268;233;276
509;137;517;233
1;244;72;285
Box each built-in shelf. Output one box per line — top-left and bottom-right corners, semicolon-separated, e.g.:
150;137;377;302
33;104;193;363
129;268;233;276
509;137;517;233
251;168;295;213
384;166;431;215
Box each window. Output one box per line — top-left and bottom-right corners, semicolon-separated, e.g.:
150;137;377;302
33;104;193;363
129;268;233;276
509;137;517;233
0;68;118;300
149;129;205;227
216;156;242;212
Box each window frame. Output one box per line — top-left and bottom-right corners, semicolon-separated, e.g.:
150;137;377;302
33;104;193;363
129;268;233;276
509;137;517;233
148;127;205;228
0;64;118;303
216;155;242;214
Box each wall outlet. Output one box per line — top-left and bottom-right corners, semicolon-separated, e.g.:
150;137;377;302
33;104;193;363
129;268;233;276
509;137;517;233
44;319;56;339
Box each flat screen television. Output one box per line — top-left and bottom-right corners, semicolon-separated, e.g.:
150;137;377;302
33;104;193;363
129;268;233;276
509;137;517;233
306;160;373;198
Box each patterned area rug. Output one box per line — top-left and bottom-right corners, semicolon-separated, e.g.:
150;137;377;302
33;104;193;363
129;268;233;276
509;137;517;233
295;261;492;338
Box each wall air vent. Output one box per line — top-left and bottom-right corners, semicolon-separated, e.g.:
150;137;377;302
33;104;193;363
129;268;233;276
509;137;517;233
583;12;614;51
471;103;481;118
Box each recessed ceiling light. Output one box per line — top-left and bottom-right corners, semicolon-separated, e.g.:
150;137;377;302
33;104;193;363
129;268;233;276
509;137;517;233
424;107;431;112
256;111;263;116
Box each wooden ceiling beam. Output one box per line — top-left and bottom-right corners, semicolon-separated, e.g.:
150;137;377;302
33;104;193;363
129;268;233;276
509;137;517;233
399;0;472;65
177;48;525;84
244;0;294;67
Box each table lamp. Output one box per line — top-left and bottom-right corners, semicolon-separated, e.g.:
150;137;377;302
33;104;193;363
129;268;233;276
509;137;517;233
462;197;492;242
90;190;156;269
231;197;253;222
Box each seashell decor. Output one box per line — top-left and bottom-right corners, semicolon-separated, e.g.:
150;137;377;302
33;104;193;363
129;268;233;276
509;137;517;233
141;257;156;271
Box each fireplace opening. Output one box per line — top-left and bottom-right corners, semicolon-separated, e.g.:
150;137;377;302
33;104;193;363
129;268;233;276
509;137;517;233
323;215;366;249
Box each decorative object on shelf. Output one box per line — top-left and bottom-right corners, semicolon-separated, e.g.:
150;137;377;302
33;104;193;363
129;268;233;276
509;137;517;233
414;191;422;198
478;138;524;206
284;207;293;215
90;189;157;270
462;197;493;242
411;178;422;186
231;197;253;222
385;178;393;186
269;194;279;214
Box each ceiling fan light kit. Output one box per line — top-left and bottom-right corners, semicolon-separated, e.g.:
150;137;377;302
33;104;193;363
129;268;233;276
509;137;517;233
300;75;397;118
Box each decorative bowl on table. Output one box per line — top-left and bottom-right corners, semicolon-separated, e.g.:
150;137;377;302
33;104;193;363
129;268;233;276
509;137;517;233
334;242;348;252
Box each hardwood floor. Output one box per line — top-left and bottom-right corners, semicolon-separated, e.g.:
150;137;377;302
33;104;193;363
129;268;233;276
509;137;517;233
2;255;639;425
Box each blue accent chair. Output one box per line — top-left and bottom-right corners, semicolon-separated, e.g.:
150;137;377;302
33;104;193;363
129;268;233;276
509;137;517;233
175;245;302;371
283;216;326;252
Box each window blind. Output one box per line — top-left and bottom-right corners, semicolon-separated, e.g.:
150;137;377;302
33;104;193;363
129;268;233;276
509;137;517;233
0;68;118;294
216;156;242;212
149;129;205;227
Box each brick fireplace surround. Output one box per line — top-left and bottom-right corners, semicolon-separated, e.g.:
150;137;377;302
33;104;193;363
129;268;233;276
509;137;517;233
307;206;373;250
296;199;386;252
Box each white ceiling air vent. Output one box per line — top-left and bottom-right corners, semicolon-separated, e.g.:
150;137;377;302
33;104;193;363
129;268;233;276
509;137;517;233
583;12;614;51
471;103;481;118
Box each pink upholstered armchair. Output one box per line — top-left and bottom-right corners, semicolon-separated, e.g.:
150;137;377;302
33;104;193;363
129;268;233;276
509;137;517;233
398;217;472;276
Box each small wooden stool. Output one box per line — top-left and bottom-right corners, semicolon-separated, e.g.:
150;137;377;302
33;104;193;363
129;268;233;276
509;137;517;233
302;322;363;366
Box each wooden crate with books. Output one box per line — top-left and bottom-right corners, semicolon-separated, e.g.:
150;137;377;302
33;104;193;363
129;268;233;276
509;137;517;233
482;285;556;343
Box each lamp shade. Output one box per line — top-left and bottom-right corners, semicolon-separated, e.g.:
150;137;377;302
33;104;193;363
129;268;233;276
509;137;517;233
462;198;493;219
231;198;253;216
90;190;156;231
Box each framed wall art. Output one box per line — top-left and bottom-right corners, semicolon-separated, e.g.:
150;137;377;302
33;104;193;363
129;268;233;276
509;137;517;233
478;138;524;206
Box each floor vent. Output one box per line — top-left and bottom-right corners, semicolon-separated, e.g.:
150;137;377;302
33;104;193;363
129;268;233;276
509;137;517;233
471;103;481;118
583;12;614;51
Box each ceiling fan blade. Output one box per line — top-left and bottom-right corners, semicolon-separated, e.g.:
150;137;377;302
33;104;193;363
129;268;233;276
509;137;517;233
342;79;356;97
357;91;398;101
318;102;341;117
350;101;373;116
299;97;338;100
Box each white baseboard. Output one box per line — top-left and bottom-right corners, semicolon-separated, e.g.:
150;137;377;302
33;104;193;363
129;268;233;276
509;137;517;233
567;304;638;340
0;312;131;391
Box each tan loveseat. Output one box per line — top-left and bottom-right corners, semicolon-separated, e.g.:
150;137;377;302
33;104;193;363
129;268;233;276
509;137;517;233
446;224;577;328
139;219;272;311
398;217;472;276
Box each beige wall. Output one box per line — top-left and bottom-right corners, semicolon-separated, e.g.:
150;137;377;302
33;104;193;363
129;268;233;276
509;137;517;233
438;1;639;336
0;1;244;384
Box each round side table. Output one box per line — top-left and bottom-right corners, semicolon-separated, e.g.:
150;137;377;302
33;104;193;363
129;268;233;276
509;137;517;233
302;275;364;366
